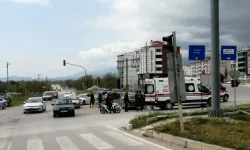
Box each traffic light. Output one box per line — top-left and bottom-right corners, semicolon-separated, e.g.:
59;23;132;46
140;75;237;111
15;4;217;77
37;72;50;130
63;60;66;66
116;78;120;89
162;34;174;53
231;79;240;87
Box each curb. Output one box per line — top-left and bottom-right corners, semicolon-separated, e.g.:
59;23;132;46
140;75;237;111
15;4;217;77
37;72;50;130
123;123;133;131
142;130;234;150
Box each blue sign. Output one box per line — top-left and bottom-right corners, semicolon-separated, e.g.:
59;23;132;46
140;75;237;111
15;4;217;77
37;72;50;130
189;45;205;60
221;45;237;60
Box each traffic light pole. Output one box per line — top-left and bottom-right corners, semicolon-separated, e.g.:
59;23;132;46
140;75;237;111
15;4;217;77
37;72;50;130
234;69;236;111
209;0;222;117
172;32;184;132
64;62;87;91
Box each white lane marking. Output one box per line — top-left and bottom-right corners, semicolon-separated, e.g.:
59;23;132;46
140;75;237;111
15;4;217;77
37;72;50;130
55;136;80;150
103;131;143;146
105;125;173;150
27;139;44;150
7;142;12;150
80;133;114;150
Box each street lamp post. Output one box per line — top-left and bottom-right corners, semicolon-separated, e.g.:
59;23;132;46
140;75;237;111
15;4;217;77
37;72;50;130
63;60;87;91
6;62;11;93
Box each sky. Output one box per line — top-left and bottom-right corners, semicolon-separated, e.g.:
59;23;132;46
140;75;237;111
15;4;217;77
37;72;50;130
0;0;249;78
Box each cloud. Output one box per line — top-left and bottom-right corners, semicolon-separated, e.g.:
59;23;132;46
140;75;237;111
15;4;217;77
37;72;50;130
10;0;49;6
80;0;250;71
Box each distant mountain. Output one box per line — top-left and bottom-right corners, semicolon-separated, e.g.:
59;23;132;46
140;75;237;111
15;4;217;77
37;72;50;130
0;76;33;81
0;67;117;81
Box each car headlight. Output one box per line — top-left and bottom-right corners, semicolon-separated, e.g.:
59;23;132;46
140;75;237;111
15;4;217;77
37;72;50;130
54;108;59;110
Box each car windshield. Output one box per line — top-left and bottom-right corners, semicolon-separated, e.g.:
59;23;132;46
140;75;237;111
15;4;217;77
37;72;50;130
0;95;5;99
55;99;72;105
26;98;42;103
65;92;72;94
43;92;51;96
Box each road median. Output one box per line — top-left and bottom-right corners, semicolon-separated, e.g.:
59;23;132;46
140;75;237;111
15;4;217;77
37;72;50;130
126;103;250;150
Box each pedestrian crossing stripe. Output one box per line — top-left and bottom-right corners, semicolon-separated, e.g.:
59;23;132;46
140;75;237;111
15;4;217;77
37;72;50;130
2;130;145;150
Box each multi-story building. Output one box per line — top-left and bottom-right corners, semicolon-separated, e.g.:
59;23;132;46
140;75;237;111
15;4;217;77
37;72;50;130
190;56;231;80
231;46;250;80
117;51;140;90
183;65;191;76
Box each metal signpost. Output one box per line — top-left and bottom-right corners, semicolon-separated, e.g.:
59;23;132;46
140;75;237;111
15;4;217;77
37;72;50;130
188;45;206;61
229;69;240;110
221;45;237;111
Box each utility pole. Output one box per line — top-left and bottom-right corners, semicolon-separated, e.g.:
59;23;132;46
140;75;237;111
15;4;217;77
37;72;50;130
38;74;41;81
209;0;222;117
6;62;11;93
126;58;128;86
145;42;148;79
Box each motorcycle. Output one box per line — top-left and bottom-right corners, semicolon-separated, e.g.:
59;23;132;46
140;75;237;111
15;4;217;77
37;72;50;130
100;102;121;114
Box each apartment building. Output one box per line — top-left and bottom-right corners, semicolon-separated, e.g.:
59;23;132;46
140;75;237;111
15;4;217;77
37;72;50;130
190;56;231;80
183;65;191;76
231;46;250;80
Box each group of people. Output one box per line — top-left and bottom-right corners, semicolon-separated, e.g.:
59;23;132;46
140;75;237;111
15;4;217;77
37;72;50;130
89;91;145;113
124;91;145;112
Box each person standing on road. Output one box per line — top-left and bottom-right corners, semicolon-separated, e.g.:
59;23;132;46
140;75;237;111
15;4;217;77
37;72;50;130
124;92;129;112
135;91;139;111
90;93;95;108
98;92;102;108
138;91;144;111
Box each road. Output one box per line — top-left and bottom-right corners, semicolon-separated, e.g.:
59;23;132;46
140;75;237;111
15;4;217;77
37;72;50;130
0;92;180;150
0;85;249;150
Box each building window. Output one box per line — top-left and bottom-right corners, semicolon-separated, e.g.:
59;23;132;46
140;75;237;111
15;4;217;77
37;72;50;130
156;67;161;71
156;55;162;58
156;49;162;52
156;61;162;65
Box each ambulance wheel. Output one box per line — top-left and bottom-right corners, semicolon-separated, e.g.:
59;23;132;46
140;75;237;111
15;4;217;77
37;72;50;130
166;102;173;110
223;95;229;102
207;98;211;106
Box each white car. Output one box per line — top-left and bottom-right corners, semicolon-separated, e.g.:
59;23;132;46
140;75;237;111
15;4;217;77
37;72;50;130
77;94;91;105
23;97;46;113
64;91;76;98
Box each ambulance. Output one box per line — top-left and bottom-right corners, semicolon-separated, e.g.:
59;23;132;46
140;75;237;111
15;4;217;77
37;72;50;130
144;77;229;110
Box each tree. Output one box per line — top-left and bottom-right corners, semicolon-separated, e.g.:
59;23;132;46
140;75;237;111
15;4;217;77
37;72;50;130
224;67;228;81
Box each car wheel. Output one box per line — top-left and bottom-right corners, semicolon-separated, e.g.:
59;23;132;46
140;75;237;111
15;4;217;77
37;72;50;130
23;111;26;114
2;104;6;109
8;101;12;106
166;102;173;110
223;95;229;102
71;111;75;117
82;100;86;105
44;107;46;111
53;113;56;118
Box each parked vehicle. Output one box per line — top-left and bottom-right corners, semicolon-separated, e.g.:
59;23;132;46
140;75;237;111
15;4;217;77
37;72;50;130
144;77;229;110
71;98;81;109
42;91;53;101
52;91;58;98
52;99;75;117
0;98;7;109
63;91;76;99
0;94;12;106
23;97;46;113
99;102;121;114
77;94;91;105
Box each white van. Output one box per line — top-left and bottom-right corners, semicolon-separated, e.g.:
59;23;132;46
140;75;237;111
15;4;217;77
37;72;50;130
144;77;214;110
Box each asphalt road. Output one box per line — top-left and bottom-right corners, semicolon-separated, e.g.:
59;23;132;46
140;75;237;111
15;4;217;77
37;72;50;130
0;92;181;150
0;85;249;150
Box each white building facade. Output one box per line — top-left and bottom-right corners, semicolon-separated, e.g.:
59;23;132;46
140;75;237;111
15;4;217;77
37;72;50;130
190;56;231;80
183;65;191;76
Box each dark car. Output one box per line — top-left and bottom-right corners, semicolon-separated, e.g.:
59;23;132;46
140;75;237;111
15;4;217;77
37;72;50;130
111;93;120;100
51;99;75;117
0;94;12;106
